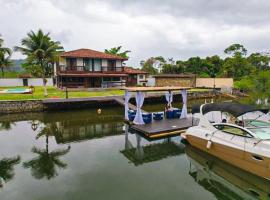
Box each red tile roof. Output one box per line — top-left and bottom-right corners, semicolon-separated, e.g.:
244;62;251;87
124;67;148;74
60;48;127;60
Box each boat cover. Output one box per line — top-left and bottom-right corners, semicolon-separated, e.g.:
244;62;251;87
191;102;268;117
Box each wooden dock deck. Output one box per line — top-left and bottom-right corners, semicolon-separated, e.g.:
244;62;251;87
128;117;199;139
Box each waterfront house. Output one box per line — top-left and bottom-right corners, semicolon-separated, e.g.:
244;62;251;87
55;48;128;88
124;67;148;86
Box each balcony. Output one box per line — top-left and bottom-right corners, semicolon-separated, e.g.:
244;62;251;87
102;67;123;72
57;65;123;74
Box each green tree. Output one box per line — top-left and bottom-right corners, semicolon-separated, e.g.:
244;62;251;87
223;44;254;79
14;29;63;96
224;43;247;56
140;57;159;74
104;46;131;59
185;57;204;74
0;35;13;77
248;53;270;71
204;55;223;77
252;71;270;99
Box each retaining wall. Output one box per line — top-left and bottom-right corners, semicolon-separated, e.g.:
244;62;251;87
0;91;220;114
0;100;43;114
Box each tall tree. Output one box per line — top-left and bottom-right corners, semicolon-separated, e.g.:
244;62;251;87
0;35;13;77
140;57;159;74
104;46;131;59
14;29;63;96
222;44;254;79
224;43;247;56
248;53;270;71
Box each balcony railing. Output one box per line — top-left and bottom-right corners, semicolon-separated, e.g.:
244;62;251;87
102;67;123;72
58;65;123;73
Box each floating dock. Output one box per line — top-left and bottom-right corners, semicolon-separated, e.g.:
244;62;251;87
127;117;199;139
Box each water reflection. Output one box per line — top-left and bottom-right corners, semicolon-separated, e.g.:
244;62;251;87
23;146;70;180
0;156;21;187
121;126;185;166
186;146;270;200
23;123;70;180
53;116;124;144
0;122;15;131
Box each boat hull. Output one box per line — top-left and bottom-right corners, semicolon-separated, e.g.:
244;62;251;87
186;134;270;180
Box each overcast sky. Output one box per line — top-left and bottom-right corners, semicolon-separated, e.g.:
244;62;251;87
1;0;270;66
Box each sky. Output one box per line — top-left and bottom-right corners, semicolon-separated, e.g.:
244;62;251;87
1;0;270;66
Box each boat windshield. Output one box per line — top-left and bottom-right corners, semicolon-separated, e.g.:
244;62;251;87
247;127;270;139
245;120;270;127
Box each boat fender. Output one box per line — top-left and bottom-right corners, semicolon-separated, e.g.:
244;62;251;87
206;140;212;150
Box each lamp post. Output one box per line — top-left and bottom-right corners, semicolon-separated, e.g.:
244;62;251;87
65;86;68;99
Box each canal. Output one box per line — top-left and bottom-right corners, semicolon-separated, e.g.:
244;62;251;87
0;104;269;200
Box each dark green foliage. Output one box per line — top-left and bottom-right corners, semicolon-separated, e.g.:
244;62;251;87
141;44;269;82
105;46;131;59
0;35;13;76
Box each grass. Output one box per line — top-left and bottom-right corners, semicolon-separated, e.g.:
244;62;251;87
0;86;211;101
0;86;124;100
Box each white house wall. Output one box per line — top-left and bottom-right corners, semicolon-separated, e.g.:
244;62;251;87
137;74;146;85
0;78;53;87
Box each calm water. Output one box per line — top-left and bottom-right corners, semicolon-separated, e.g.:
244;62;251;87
0;106;269;200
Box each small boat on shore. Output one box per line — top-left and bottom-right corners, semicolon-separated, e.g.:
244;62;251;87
183;102;270;180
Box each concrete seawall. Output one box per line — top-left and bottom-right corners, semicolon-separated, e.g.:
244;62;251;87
0;100;44;114
0;91;221;114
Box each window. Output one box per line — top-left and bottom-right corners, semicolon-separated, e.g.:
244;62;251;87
103;77;111;81
139;75;144;79
214;124;252;137
94;59;101;71
84;58;93;71
112;77;120;81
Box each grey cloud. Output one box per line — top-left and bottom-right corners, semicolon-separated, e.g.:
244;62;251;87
1;0;270;65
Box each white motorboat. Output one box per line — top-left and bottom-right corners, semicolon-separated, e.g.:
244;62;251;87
186;146;270;200
183;102;270;180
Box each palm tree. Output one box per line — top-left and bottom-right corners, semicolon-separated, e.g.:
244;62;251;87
0;35;13;77
105;46;131;59
0;156;21;185
23;122;70;180
14;29;63;96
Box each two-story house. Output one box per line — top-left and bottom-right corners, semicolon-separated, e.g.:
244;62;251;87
55;48;128;88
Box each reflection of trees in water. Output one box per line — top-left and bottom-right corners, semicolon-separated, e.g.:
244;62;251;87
23;146;70;180
0;122;15;131
23;122;70;180
0;156;21;186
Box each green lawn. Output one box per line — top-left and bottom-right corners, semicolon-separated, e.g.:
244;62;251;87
0;86;124;100
0;86;211;101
